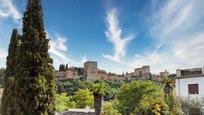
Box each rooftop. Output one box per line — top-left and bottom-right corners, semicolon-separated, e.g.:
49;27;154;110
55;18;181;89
176;66;204;79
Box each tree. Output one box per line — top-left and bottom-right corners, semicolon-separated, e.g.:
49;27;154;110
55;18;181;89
116;80;168;115
180;97;204;115
65;64;68;70
91;82;105;115
162;78;183;115
59;64;62;71
14;0;56;114
0;68;6;86
59;64;66;71
55;93;76;112
102;80;124;101
62;64;65;71
73;89;94;108
164;94;183;115
58;79;88;95
0;68;6;78
102;101;121;115
1;29;20;115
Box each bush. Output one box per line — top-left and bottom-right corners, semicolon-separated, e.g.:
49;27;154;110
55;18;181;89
102;101;121;115
72;89;94;108
180;97;204;114
116;80;169;115
55;93;76;112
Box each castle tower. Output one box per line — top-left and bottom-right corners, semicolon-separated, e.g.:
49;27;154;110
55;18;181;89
84;61;98;81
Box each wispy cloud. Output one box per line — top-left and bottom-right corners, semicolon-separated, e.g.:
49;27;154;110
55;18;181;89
0;0;21;20
102;0;204;74
48;33;80;68
149;0;194;40
0;0;21;68
131;0;204;73
103;8;134;62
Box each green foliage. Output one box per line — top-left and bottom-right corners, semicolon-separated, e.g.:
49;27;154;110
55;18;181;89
161;77;183;115
91;82;105;115
145;102;169;115
164;94;183;115
58;79;88;95
57;79;123;101
57;79;124;114
102;101;121;115
13;0;56;114
103;80;124;101
56;79;183;114
5;29;20;77
180;97;204;114
0;68;6;72
116;80;168;115
55;93;76;112
73;89;94;108
65;64;68;70
1;29;19;115
91;82;105;96
0;68;6;78
0;68;6;87
59;64;67;71
55;89;94;112
1;77;16;115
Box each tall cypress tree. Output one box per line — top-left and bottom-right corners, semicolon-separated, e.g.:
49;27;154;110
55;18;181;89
15;0;56;114
65;64;68;70
1;29;20;115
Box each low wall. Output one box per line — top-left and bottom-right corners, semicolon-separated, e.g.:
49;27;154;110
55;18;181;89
55;108;95;115
56;111;95;115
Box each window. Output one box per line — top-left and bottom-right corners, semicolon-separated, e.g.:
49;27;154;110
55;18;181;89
139;71;142;76
188;84;199;94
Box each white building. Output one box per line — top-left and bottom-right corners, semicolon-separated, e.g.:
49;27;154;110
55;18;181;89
175;67;204;98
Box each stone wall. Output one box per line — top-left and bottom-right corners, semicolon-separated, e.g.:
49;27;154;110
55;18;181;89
55;108;95;115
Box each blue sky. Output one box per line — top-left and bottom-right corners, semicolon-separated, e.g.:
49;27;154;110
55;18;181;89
0;0;204;74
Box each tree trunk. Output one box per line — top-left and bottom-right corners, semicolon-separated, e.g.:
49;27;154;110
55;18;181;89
94;93;102;115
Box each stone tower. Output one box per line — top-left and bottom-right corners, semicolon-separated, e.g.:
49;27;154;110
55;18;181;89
84;61;98;81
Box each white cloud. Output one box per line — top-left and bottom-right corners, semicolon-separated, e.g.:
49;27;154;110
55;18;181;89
131;0;204;73
0;46;7;59
173;32;204;63
0;45;7;68
101;0;204;74
50;34;68;52
103;8;134;62
0;0;21;20
81;55;87;64
48;33;79;66
150;0;193;40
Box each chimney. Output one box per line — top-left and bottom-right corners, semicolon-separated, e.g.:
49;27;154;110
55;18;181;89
176;69;181;77
202;66;204;74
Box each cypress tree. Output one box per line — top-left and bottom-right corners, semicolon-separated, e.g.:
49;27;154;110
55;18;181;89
1;29;20;115
15;0;56;114
62;64;65;71
65;64;68;70
59;64;61;71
